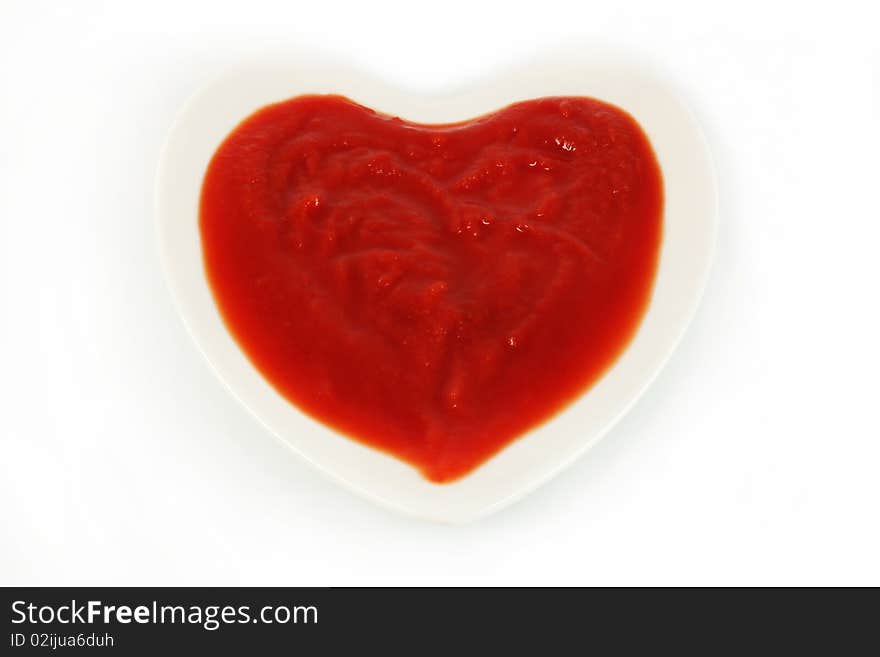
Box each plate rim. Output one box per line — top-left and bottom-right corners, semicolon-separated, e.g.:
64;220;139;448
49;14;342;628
155;48;718;523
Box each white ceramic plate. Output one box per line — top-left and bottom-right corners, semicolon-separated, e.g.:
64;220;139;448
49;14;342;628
155;51;717;522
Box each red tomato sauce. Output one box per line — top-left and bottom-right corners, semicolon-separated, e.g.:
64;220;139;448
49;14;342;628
200;95;663;482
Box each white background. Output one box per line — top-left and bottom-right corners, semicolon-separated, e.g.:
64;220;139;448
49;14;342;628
2;0;878;586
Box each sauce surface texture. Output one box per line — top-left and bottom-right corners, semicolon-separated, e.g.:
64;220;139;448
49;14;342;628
200;95;663;482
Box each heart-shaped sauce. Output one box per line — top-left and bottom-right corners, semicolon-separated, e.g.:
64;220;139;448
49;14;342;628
200;95;662;482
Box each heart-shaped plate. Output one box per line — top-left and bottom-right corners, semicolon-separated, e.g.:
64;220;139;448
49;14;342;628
155;51;717;522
